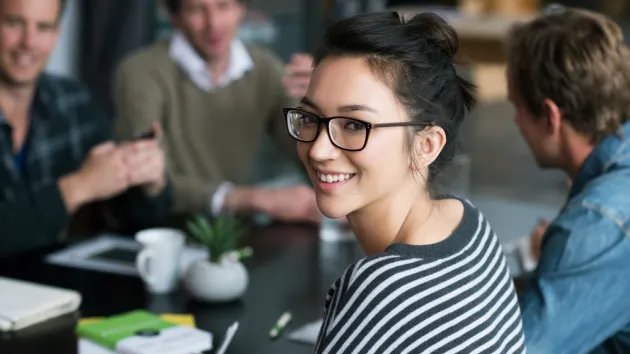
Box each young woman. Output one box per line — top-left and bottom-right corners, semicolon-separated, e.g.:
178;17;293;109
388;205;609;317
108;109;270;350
284;11;526;354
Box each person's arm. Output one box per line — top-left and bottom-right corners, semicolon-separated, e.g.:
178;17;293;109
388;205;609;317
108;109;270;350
264;52;300;162
518;204;630;353
113;57;214;215
0;83;117;258
62;77;171;229
0;119;114;258
108;182;172;232
0;180;74;258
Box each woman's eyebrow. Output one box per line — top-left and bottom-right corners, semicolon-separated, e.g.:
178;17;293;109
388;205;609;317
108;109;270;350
300;96;319;109
338;104;378;114
300;97;378;114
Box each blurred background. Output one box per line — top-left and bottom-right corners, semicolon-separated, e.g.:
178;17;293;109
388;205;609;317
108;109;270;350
45;0;630;218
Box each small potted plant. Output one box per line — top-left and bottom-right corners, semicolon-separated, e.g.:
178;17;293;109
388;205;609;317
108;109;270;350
183;214;252;303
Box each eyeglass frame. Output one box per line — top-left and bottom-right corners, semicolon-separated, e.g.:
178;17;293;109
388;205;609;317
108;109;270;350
283;107;434;152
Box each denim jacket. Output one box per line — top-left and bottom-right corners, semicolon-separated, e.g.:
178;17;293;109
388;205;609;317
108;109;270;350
519;122;630;354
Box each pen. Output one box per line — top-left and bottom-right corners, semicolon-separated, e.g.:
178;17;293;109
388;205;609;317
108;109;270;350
269;311;292;339
216;321;239;354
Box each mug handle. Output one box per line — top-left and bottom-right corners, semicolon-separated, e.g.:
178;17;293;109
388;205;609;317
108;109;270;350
136;249;158;286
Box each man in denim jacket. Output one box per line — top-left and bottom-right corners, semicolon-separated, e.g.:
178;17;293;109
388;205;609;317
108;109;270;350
506;8;630;353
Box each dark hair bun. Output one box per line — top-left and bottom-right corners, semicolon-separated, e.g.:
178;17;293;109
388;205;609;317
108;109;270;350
406;12;459;59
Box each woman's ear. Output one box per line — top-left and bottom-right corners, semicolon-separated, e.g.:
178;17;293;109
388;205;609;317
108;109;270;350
409;127;447;170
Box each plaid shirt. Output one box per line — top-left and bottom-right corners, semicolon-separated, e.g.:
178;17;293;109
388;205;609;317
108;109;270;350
0;74;171;257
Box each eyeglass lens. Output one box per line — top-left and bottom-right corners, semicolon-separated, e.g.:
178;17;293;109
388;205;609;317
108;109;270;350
287;109;368;150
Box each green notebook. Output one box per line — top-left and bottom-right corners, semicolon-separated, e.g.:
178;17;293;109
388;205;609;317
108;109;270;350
77;310;212;354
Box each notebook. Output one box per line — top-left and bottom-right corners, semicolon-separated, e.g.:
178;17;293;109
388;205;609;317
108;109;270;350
0;277;82;332
76;310;212;354
78;314;197;354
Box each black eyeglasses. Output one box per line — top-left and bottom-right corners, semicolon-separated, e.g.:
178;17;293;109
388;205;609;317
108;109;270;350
284;108;433;151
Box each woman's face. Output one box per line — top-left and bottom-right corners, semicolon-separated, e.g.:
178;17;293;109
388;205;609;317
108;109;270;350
297;56;418;219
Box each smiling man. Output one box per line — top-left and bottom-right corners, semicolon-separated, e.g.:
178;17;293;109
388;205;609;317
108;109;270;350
114;0;321;224
0;0;172;258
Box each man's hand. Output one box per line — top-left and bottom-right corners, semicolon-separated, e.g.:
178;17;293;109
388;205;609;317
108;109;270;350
262;185;321;223
59;141;130;212
120;122;167;197
530;218;550;261
283;53;313;99
225;185;321;223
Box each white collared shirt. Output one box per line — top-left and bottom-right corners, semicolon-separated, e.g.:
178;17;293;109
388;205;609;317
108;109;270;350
169;31;254;91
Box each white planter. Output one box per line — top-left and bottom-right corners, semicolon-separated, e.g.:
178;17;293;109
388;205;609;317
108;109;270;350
183;257;249;303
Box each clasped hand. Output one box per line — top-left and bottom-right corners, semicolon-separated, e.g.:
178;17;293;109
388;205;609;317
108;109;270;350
76;135;166;202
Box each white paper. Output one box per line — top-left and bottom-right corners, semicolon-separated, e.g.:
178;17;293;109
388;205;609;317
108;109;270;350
46;234;207;277
287;319;322;345
79;325;213;354
515;235;538;273
116;325;212;354
501;234;538;277
79;339;115;354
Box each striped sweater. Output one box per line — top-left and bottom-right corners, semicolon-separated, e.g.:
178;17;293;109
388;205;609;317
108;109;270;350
314;199;526;354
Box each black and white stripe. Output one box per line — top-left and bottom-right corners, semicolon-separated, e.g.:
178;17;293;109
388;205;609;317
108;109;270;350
313;199;526;354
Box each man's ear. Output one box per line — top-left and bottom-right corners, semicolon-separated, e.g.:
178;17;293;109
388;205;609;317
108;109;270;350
542;98;562;134
409;127;447;170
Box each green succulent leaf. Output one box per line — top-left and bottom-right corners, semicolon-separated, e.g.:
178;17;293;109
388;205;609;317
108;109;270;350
185;213;247;263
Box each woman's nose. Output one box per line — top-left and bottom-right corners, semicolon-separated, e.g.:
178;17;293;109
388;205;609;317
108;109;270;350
309;125;340;162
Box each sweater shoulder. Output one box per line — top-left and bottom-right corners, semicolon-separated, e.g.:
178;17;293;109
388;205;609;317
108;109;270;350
117;39;176;79
247;44;285;76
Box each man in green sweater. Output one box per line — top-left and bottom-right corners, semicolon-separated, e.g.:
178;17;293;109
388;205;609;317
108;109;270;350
0;0;172;258
115;0;320;223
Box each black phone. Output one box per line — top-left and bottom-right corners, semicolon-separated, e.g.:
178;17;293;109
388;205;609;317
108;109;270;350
133;130;156;141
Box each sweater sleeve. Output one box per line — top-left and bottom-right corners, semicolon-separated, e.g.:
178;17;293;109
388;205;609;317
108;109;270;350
518;205;630;354
0;85;112;258
260;50;299;162
113;54;216;215
85;87;173;234
0;183;70;258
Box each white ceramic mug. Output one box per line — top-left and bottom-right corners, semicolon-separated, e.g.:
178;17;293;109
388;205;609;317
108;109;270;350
135;228;185;294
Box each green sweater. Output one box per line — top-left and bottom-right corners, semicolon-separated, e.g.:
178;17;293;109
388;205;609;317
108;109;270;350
114;39;297;215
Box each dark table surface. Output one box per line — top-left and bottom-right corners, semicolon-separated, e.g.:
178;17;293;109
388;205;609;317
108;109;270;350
0;223;365;354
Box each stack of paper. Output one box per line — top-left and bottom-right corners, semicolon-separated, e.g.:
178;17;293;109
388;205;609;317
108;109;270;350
77;311;211;354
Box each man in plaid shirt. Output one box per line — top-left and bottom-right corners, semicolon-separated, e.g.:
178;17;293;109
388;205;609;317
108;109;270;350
0;0;171;258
